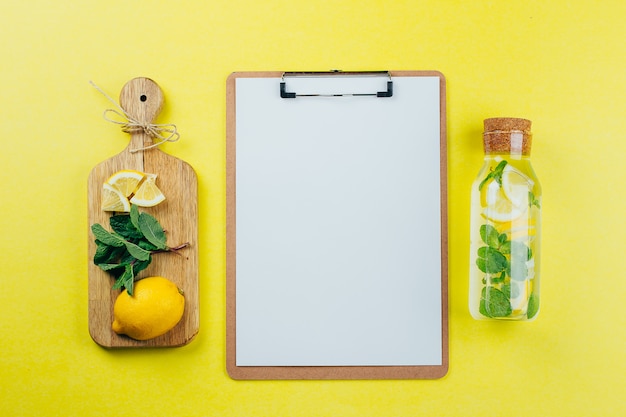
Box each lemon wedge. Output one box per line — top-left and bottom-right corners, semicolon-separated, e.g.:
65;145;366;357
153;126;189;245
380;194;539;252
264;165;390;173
501;165;532;209
101;183;131;212
105;169;146;198
101;169;165;211
129;174;166;207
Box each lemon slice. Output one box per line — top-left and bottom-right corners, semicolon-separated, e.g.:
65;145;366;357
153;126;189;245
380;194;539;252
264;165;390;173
510;280;531;312
509;225;536;240
501;165;532;208
481;179;500;207
106;169;146;198
482;187;527;222
102;183;131;212
496;215;537;240
129;174;166;207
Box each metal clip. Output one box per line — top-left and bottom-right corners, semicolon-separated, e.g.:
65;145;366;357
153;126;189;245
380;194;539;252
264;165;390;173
280;71;393;98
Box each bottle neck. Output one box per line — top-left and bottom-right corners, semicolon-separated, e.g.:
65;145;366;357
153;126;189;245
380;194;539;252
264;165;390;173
483;153;531;161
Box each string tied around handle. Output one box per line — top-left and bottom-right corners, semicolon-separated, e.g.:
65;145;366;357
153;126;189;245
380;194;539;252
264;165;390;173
89;80;180;153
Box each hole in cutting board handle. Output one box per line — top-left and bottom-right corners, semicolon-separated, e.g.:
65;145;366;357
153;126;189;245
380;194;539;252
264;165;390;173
119;78;164;124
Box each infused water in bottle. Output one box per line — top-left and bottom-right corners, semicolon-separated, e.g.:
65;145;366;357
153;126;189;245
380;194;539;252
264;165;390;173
469;118;541;320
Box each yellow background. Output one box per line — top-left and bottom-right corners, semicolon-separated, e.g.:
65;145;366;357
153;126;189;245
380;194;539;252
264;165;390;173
1;1;624;416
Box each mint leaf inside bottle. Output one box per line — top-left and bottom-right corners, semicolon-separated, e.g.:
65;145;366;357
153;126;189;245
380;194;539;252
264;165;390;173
479;287;512;318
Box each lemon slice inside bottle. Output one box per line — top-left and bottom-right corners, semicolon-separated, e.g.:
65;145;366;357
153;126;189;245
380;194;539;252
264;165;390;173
501;165;533;209
481;180;500;207
482;187;527;222
129;174;166;207
101;183;131;212
496;211;538;241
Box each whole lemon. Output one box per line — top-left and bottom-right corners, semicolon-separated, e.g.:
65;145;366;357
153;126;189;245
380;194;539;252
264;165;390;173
112;276;185;341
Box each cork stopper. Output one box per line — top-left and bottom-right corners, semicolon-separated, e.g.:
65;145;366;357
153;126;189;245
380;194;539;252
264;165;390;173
483;117;532;156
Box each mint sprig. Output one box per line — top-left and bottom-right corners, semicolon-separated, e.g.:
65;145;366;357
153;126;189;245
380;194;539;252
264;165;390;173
476;225;531;280
478;160;508;191
476;224;535;318
91;205;189;295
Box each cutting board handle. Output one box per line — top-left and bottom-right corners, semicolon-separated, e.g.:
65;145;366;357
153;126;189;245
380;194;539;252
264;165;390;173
119;77;164;150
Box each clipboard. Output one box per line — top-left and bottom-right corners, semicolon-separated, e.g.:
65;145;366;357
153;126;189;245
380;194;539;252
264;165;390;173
226;71;448;379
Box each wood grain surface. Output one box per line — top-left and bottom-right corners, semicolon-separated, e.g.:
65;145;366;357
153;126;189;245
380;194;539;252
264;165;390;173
87;78;199;348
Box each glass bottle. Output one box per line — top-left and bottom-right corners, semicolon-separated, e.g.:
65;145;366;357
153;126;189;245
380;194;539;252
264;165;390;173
469;118;541;321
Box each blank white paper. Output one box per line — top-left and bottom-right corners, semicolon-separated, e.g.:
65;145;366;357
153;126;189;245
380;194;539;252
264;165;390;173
235;75;442;366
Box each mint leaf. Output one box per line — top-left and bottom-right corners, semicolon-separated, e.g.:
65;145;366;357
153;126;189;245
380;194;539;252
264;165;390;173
527;293;539;319
500;241;510;254
112;277;124;290
501;283;511;297
112;265;132;290
132;258;151;276
94;240;124;264
96;263;124;272
529;191;541;209
138;212;168;250
110;214;143;240
480;224;501;248
478;172;496;191
501;241;532;260
492;160;508;186
130;204;140;230
477;247;508;274
138;240;159;251
479;298;491;317
124;264;135;295
92;224;148;262
91;224;125;247
501;282;520;298
122;240;151;261
479;286;512;318
112;264;135;295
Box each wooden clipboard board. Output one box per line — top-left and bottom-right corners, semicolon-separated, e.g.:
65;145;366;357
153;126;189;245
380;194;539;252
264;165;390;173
226;71;448;379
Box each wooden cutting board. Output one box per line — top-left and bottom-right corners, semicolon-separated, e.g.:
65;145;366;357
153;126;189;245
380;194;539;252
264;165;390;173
87;77;199;348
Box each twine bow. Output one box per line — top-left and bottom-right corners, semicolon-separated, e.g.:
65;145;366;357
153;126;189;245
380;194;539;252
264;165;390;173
90;80;180;153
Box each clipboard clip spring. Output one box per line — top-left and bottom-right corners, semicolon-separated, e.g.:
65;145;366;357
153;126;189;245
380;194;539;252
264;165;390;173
280;71;393;99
